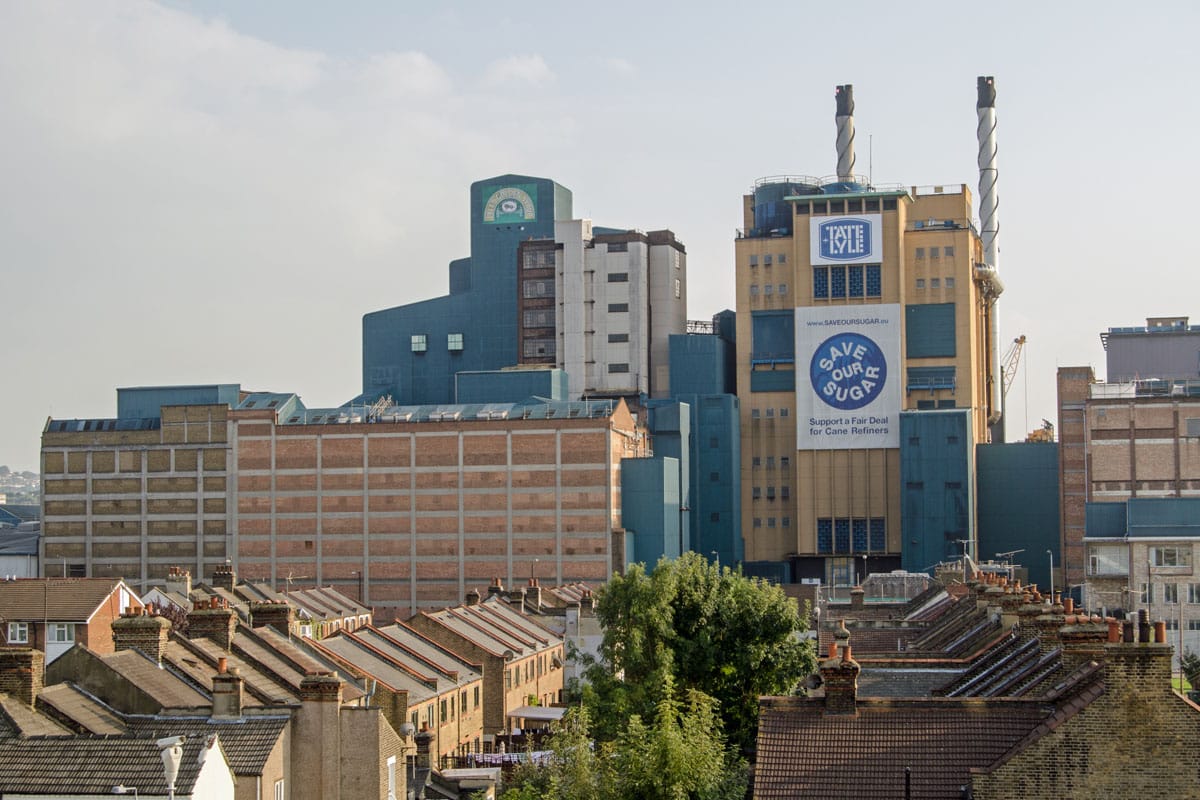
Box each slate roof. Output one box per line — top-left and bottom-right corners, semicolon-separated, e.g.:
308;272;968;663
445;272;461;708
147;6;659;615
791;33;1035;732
125;715;289;776
0;694;70;737
0;734;214;795
104;649;211;710
0;578;132;622
287;586;370;621
754;698;1055;800
37;683;127;735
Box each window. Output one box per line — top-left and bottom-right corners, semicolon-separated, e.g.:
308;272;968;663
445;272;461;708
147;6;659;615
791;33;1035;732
930;278;941;289
608;303;629;312
767;517;776;528
849;265;863;297
778;253;787;264
411;334;427;353
749;254;759;267
461;691;467;712
709;471;720;482
752;486;762;499
752;456;761;468
930;247;940;259
765;456;775;469
523;339;555;358
1153;547;1192;567
607;241;628;253
1166;619;1179;631
763;284;773;296
766;486;776;500
779;283;788;296
1165;583;1180;604
751;409;761;419
608;363;630;373
866;264;882;297
1189;619;1200;631
524;309;554;328
916;278;926;289
447;333;464;351
523;278;554;298
944;246;955;257
764;254;773;265
49;623;73;643
1140;583;1151;604
781;486;790;500
749;284;759;296
474;686;480;707
915;247;925;259
782;516;791;527
674;279;681;299
1189;583;1200;604
945;277;955;289
277;779;288;800
830;265;846;298
765;407;775;418
608;272;629;282
7;622;27;644
753;518;762;528
608;333;629;343
780;407;789;417
780;456;791;470
814;267;829;298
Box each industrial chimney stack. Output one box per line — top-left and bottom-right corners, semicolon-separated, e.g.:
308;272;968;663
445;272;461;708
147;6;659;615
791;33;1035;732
835;84;855;181
976;76;1000;270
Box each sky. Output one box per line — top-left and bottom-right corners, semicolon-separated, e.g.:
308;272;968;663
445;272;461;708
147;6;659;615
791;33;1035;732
2;1;1199;472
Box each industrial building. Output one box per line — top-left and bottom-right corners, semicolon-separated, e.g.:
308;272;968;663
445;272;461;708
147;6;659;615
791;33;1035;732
41;386;650;618
735;80;1005;584
360;175;686;406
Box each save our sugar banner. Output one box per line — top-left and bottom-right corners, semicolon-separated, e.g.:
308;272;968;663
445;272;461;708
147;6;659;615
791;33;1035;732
795;304;901;450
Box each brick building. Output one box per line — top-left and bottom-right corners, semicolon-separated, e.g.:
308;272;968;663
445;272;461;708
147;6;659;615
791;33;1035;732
0;577;139;663
42;392;649;618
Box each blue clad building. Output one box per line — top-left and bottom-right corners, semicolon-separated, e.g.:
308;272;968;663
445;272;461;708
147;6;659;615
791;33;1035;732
362;175;573;405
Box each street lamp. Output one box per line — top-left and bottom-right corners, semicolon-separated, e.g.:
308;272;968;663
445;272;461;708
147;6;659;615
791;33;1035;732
1047;550;1055;599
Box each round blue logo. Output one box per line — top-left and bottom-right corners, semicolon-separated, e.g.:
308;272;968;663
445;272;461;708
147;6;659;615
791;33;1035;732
810;332;887;410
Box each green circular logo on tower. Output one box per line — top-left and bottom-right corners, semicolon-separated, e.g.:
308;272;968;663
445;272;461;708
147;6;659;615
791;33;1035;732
483;187;537;223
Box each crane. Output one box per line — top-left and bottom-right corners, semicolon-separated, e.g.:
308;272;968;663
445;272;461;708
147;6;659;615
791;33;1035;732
1000;335;1026;403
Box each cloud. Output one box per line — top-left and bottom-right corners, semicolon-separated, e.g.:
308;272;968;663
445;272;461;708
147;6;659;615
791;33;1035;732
602;57;636;76
482;54;554;87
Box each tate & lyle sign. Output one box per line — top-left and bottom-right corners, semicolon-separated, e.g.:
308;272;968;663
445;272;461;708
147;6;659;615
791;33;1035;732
796;304;901;450
810;214;883;265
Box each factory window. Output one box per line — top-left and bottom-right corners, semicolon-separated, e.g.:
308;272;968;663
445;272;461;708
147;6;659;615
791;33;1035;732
780;407;790;417
752;456;761;468
608;272;629;283
817;519;833;554
780;456;791;470
1189;583;1200;604
764;254;773;265
749;255;758;267
7;623;27;644
1191;620;1200;631
608;363;630;373
710;512;720;523
883;198;897;210
938;399;957;409
766;456;775;469
766;407;775;418
930;278;941;289
783;517;791;527
764;284;773;296
835;519;851;553
752;486;762;499
523;339;555;358
778;253;787;264
1167;619;1180;631
749;284;759;296
795;203;809;214
411;335;427;353
916;278;926;289
813;267;829;298
607;241;628;253
870;519;886;551
753;518;762;528
865;199;880;211
915;247;926;259
767;517;776;528
853;520;868;551
766;487;776;500
523;278;554;298
781;486;790;500
751;409;760;419
710;472;720;482
608;303;629;312
830;266;847;297
675;279;681;299
1165;584;1180;604
866;265;882;296
779;283;788;296
944;246;955;257
524;309;554;328
945;277;955;289
448;333;464;352
930;247;941;259
849;265;864;297
1153;547;1192;567
608;333;629;343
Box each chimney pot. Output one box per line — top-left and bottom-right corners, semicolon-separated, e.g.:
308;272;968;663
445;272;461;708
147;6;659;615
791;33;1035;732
218;656;228;674
1154;620;1167;644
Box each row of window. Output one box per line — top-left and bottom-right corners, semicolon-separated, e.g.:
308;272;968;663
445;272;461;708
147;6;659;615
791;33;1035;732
914;246;955;259
749;283;788;297
750;407;790;419
411;334;464;352
409;684;483;731
814;264;883;299
915;277;956;289
7;622;73;644
752;517;791;528
1139;582;1200;604
795;197;896;214
816;518;888;554
751;456;792;469
522;250;557;270
504;653;555;689
748;253;788;266
751;485;791;500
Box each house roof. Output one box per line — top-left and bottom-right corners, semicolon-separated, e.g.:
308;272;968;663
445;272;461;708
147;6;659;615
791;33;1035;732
125;715;289;776
754;698;1054;800
286;586;370;620
0;578;133;622
0;734;216;796
0;694;71;737
38;683;127;735
104;649;212;710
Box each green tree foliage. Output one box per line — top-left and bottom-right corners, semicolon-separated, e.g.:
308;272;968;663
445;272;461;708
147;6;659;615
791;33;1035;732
1181;649;1200;688
584;551;815;752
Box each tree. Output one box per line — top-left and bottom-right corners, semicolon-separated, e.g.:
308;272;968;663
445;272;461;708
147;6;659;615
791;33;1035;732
585;551;815;752
1181;649;1200;688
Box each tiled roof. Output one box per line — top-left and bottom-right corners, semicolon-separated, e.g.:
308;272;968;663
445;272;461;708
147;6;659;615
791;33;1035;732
754;698;1053;800
125;715;289;776
168;637;293;706
0;734;213;795
0;578;131;622
104;650;211;710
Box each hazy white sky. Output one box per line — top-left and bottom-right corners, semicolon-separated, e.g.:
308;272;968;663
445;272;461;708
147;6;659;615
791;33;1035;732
3;1;1198;471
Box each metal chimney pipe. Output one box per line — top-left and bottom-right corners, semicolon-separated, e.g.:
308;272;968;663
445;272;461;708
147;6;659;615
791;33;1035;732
835;84;855;181
976;76;1000;270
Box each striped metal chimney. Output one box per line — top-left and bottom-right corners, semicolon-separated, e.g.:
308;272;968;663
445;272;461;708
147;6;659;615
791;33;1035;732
976;76;1000;270
835;84;855;181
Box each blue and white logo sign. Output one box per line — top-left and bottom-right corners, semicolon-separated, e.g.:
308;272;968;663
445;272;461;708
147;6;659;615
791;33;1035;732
795;304;901;450
810;332;887;411
810;214;883;265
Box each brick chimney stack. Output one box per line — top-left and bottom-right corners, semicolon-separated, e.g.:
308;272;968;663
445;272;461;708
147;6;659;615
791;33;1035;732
0;649;44;706
211;661;244;719
527;578;542;610
487;577;505;599
211;564;236;592
465;588;481;607
164;566;192;601
250;599;295;636
849;585;865;610
580;588;594;617
821;621;860;715
187;597;237;651
112;606;172;665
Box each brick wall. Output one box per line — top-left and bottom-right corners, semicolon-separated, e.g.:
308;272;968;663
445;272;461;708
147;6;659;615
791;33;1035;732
0;649;43;706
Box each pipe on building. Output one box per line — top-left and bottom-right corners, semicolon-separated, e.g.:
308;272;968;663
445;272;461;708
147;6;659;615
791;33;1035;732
835;84;856;181
976;76;1003;428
